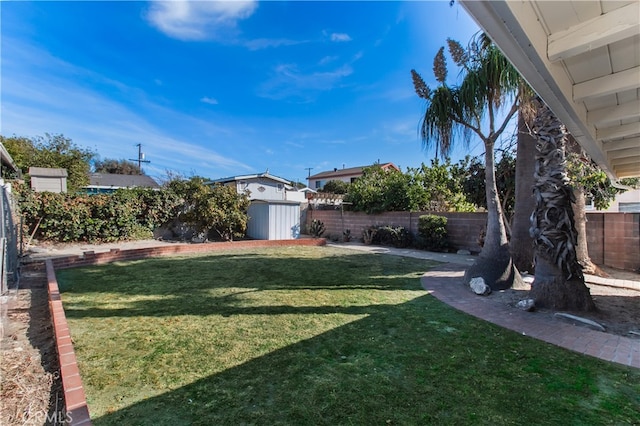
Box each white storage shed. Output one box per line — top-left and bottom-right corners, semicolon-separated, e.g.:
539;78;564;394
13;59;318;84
247;200;301;240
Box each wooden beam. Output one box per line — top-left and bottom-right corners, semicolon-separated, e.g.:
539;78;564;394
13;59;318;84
548;2;640;62
596;122;640;141
606;147;640;160
588;100;640;127
613;163;640;177
573;67;640;102
603;137;640;152
611;155;640;167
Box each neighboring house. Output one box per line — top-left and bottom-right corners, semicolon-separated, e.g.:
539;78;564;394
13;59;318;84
210;171;306;202
29;167;68;193
307;162;399;190
85;173;160;194
0;142;20;177
586;188;640;213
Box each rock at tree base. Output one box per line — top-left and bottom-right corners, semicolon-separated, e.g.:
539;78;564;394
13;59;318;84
469;277;491;295
516;299;535;311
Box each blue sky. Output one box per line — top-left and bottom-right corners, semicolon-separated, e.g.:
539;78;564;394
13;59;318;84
1;1;484;184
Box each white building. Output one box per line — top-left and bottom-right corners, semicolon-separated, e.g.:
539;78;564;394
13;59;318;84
209;171;307;202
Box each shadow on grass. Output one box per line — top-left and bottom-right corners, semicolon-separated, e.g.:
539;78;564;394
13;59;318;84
88;294;640;426
57;249;640;424
57;251;436;319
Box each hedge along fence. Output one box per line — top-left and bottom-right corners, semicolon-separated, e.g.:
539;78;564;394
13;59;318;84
307;209;640;272
16;183;182;243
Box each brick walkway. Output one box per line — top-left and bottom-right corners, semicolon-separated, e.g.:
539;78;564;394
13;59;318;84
421;263;640;369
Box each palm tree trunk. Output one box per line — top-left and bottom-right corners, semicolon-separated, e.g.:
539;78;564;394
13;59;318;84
572;186;600;275
528;102;595;311
510;113;537;273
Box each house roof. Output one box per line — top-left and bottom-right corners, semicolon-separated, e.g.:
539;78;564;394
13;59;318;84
0;143;19;173
210;172;292;186
28;167;68;177
308;163;399;180
461;0;640;179
87;173;159;189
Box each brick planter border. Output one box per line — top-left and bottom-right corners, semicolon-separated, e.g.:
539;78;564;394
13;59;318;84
46;238;327;425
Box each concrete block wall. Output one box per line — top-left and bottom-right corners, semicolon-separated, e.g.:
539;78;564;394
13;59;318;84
586;212;640;271
308;210;488;253
309;210;640;271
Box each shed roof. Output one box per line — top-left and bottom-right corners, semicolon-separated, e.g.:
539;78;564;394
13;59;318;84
28;167;68;177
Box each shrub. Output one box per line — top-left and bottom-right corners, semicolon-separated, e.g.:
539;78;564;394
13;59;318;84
373;225;412;248
309;219;325;238
417;215;448;252
15;182;181;243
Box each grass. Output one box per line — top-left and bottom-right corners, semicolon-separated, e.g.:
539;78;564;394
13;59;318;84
56;246;640;425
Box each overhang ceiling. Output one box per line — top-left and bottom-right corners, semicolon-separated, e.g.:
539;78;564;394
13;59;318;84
461;0;640;180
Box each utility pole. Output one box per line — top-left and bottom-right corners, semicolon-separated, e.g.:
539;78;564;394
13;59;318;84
129;144;150;174
305;167;313;177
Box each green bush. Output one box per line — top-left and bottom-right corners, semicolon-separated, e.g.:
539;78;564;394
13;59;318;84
309;219;325;238
361;225;411;247
417;215;448;252
15;182;181;243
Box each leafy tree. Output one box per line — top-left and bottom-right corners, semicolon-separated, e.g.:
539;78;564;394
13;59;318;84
411;33;527;290
345;165;411;214
2;133;95;192
452;153;516;220
345;162;475;214
406;159;475;212
94;158;143;175
168;177;250;241
320;180;350;194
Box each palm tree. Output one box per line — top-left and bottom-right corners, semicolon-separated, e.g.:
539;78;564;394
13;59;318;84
510;112;538;274
411;33;526;290
528;100;595;311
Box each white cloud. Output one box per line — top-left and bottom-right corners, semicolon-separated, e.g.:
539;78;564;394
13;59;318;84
330;32;352;42
258;63;353;101
1;38;253;179
200;96;219;105
318;55;338;66
146;1;257;41
244;38;307;50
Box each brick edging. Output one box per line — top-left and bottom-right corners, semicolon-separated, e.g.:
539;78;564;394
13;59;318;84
46;238;327;424
46;259;92;425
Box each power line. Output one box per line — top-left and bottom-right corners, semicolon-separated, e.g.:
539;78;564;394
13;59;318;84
129;143;150;174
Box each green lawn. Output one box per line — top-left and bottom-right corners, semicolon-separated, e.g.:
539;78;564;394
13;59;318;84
57;246;640;425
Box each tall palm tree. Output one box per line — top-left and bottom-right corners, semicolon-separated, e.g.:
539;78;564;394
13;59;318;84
510;111;538;274
528;100;595;311
412;33;526;290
